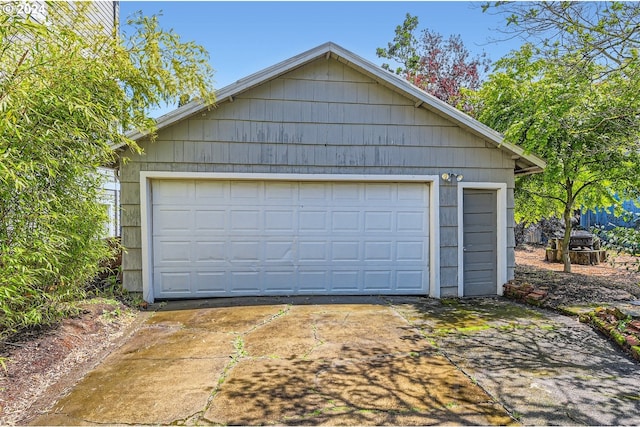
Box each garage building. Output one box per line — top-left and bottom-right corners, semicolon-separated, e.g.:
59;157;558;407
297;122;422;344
117;42;545;303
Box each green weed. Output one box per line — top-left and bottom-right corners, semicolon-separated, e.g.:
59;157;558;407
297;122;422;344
233;336;248;359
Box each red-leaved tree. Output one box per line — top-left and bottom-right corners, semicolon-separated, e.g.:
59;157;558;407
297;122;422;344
377;13;490;111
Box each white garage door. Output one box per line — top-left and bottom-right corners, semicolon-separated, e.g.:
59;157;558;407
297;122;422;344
151;179;429;298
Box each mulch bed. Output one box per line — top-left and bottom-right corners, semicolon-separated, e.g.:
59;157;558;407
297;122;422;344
0;299;142;425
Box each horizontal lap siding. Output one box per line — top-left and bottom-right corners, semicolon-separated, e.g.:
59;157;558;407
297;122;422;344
120;57;515;293
53;2;117;38
85;1;117;35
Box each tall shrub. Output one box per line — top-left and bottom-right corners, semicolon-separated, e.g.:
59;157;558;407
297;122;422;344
0;4;215;338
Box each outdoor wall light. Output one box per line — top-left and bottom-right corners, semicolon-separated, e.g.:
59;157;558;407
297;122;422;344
441;172;464;182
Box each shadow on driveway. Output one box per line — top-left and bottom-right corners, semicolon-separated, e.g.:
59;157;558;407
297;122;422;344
392;297;640;426
30;296;640;425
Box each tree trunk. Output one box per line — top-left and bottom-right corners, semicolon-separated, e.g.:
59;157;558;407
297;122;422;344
562;186;573;273
561;215;572;273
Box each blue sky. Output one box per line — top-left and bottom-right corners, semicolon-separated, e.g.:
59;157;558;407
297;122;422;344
119;1;523;117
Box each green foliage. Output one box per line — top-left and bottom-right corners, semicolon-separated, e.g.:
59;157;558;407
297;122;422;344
469;42;640;271
478;2;640;273
594;227;640;257
376;13;421;76
482;2;640;73
592;226;640;271
475;44;640;218
87;264;146;309
0;4;215;339
376;13;490;109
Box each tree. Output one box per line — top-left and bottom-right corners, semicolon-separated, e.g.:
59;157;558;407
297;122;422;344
376;13;490;110
0;4;215;337
482;2;640;74
470;44;640;272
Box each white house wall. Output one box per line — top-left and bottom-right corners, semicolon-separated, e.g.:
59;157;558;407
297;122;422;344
120;56;516;297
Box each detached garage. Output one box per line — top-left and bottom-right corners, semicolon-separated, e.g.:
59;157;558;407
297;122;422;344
117;42;545;303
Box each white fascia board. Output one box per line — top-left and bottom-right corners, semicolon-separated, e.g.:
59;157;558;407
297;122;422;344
140;171;438;182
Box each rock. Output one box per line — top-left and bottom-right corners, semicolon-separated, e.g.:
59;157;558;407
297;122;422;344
527;290;548;300
625;335;640;347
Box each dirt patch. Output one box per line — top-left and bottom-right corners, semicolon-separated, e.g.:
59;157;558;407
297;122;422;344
0;299;146;425
514;246;640;308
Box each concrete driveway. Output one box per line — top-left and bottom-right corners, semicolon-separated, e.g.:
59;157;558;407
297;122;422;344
32;296;640;426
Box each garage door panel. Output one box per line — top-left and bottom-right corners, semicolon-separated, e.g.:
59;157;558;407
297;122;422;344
331;241;360;261
332;211;360;232
156;271;191;293
298;241;328;261
396;271;424;291
299;182;328;202
230;181;261;199
229;241;261;261
265;182;296;201
264;241;294;262
195;180;227;202
264;271;296;293
230;210;260;230
364;242;392;261
194;271;227;294
332;183;362;201
365;183;393;201
154;208;192;233
154;240;191;263
154;181;193;204
331;270;360;291
298;270;328;291
397;241;424;261
195;210;225;231
398;184;427;202
152;179;430;298
363;271;392;290
230;271;262;293
264;210;295;231
364;211;393;231
397;211;426;232
299;211;328;231
194;241;226;263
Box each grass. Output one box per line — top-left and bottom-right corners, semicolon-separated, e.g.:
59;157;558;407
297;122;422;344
233;335;248;359
434;324;491;336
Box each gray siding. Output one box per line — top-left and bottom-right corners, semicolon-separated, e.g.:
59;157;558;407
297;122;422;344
120;57;516;294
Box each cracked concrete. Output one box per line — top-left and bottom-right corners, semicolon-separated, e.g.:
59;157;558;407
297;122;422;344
30;295;640;426
389;297;640;426
30;296;512;426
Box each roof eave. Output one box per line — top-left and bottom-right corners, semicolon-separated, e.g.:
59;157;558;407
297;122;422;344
119;41;547;173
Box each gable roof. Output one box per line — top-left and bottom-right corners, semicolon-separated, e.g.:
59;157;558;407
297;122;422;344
124;42;545;175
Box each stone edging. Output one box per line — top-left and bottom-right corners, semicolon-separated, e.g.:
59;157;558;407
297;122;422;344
579;307;640;362
502;281;640;362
